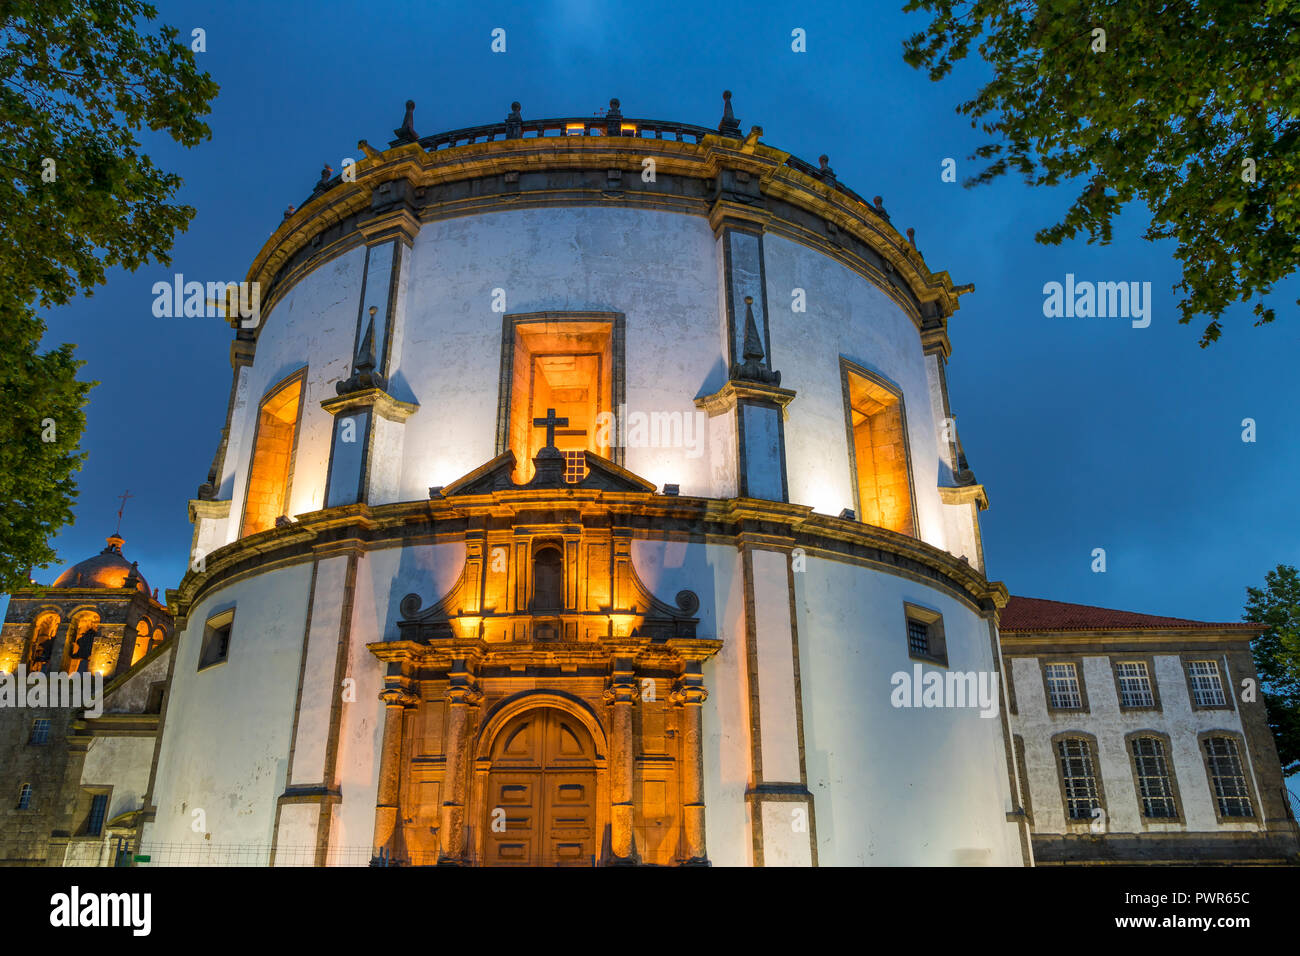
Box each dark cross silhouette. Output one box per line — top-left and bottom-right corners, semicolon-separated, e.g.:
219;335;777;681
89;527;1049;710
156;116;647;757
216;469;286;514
533;408;568;449
115;490;133;534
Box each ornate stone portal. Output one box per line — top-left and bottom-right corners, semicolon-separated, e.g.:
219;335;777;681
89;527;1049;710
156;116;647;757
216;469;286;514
367;446;720;866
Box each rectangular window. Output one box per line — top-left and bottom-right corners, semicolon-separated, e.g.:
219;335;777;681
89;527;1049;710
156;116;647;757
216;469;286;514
199;609;235;671
1203;736;1253;818
1045;663;1082;709
903;603;947;665
28;719;50;746
1116;661;1155;708
1056;738;1102;820
16;784;32;810
86;793;109;837
241;374;304;536
843;363;915;536
1130;737;1177;818
501;315;620;486
1188;660;1227;706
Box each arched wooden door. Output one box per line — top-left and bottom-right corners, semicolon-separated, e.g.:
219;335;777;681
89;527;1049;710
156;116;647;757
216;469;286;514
483;707;598;866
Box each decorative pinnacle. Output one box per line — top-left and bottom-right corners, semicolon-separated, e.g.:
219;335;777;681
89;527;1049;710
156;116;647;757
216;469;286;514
605;97;624;135
505;100;523;138
730;295;782;386
391;99;418;145
906;227;916;247
319;162;333;186
336;306;387;395
741;296;765;362
718;90;741;138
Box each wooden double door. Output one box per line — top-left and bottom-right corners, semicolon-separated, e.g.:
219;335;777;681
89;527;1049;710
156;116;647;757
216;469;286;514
482;708;599;866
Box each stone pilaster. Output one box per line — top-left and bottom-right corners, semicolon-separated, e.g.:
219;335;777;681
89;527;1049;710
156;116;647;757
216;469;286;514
372;687;418;862
604;653;638;863
739;543;816;866
438;657;482;864
670;658;710;864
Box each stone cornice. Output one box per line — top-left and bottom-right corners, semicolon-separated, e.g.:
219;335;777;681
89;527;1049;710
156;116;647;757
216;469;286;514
695;380;798;417
320;387;420;422
938;484;989;511
168;491;1009;627
999;627;1261;651
243;128;971;348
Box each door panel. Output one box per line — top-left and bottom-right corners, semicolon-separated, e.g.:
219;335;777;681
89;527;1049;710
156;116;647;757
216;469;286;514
483;708;598;866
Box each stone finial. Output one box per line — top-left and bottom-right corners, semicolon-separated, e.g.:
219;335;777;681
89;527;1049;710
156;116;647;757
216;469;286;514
718;90;741;138
283;205;296;220
906;227;916;247
505;101;523;139
730;295;781;386
336;306;388;395
319;163;333;186
871;195;890;221
605;97;623;136
391;99;418;145
818;154;837;186
124;561;141;590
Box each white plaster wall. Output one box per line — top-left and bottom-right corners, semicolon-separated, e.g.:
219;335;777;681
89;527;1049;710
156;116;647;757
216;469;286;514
1010;652;1263;835
399;207;722;498
631;540;751;866
764;234;946;551
328;541;467;857
210;207;975;573
144;562;313;849
81;736;155;824
221;245;366;545
796;557;1022;865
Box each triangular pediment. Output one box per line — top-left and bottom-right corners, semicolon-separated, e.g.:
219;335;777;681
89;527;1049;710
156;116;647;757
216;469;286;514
439;450;657;497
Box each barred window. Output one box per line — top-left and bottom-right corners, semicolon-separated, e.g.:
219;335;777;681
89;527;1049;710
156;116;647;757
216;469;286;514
1045;663;1082;709
1188;660;1227;706
907;618;930;657
1056;737;1101;820
562;449;587;483
28;718;50;746
1203;736;1253;818
1117;661;1155;708
1130;736;1177;818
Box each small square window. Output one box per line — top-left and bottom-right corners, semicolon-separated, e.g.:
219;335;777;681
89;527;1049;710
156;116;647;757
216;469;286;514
904;603;947;665
28;719;51;746
199;609;235;671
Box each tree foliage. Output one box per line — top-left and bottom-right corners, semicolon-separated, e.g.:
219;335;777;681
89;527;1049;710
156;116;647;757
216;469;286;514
0;0;217;590
1242;564;1300;775
903;0;1300;344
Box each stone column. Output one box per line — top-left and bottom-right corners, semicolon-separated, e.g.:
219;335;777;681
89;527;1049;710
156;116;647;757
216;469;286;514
605;654;638;863
373;688;416;862
438;657;481;864
672;663;710;864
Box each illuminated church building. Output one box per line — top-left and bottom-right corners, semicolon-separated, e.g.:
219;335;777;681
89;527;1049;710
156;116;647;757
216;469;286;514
3;95;1295;866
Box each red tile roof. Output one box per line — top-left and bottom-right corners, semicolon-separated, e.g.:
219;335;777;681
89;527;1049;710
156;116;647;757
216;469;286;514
1000;596;1260;633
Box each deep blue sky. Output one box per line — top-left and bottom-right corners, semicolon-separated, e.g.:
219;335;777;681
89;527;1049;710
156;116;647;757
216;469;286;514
19;0;1299;626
